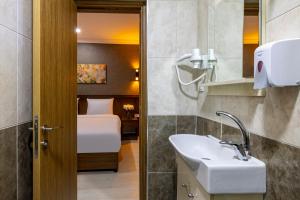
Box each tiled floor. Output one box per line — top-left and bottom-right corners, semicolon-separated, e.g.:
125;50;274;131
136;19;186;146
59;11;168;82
78;140;139;200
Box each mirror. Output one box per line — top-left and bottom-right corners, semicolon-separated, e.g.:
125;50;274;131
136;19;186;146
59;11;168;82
243;0;260;78
203;0;261;83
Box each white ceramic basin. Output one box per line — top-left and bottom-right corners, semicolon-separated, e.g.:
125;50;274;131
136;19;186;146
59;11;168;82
169;134;266;194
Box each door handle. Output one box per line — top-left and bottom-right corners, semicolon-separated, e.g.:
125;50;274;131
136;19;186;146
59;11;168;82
40;125;62;149
41;125;62;133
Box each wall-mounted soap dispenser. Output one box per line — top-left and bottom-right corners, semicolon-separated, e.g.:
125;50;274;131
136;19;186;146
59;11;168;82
254;38;300;89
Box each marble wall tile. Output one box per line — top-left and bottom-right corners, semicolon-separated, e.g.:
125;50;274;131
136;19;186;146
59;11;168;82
199;87;300;148
266;0;300;21
198;95;222;122
147;58;178;115
17;35;32;124
147;172;177;200
198;0;209;51
17;122;32;200
0;0;32;198
147;0;201;116
147;115;199;199
196;116;204;135
0;127;17;200
17;0;32;39
251;134;300;200
148;116;177;172
266;5;300;42
177;115;196;134
0;0;17;31
0;25;17;129
176;0;198;57
199;117;300;200
173;66;199;116
148;0;177;58
202;117;221;138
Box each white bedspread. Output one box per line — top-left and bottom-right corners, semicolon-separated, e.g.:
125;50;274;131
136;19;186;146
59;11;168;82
77;114;121;153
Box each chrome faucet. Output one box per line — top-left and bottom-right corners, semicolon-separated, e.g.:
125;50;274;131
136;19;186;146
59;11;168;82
216;111;250;161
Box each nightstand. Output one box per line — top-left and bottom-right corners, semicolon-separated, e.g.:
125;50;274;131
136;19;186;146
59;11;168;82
121;119;139;140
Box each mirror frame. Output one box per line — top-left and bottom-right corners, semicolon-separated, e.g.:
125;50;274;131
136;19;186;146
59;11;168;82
259;0;266;45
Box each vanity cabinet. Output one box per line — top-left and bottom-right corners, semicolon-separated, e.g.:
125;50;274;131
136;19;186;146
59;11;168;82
176;155;263;200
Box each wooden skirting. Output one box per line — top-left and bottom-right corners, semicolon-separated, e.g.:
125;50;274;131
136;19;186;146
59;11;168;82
78;152;119;172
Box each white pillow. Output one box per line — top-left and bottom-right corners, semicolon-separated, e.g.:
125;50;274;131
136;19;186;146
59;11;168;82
87;98;114;115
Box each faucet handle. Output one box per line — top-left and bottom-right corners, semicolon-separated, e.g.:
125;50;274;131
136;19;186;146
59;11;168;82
219;140;248;161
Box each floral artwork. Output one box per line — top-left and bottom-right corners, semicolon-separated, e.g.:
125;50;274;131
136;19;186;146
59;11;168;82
77;64;107;84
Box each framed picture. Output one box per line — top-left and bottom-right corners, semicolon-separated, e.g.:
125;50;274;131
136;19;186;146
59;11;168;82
77;64;107;84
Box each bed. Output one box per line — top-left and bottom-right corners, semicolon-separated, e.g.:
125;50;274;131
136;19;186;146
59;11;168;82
77;114;121;171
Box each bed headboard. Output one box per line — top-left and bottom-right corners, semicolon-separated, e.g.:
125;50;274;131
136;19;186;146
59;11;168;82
77;95;139;119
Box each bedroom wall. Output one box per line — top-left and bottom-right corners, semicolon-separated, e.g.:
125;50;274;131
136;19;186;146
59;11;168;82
0;0;33;199
77;43;140;96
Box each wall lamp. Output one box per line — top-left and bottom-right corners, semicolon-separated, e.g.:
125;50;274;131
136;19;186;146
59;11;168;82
135;69;139;81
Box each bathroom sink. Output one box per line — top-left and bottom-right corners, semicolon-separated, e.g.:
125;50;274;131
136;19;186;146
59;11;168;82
169;134;266;194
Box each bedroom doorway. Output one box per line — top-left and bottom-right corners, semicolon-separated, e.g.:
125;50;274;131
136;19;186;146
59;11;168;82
75;1;147;200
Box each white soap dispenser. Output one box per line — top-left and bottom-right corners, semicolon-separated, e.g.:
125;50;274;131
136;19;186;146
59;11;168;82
254;38;300;89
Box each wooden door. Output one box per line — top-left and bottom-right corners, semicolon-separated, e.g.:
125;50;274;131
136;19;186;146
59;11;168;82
33;0;77;199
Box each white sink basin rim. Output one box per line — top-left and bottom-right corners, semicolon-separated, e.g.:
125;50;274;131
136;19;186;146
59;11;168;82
169;134;266;194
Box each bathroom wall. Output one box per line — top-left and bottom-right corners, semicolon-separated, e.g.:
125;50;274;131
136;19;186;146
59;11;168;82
148;116;198;200
147;0;203;199
77;43;140;96
195;0;300;199
198;0;300;153
197;117;300;200
0;0;33;199
147;0;200;116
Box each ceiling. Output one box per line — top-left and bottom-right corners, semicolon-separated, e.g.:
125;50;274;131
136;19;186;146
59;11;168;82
77;13;140;45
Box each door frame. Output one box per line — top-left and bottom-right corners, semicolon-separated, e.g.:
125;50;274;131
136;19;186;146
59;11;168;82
75;1;147;200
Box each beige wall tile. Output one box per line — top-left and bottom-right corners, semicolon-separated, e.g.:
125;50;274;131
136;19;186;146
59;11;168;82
174;75;198;115
147;58;178;115
147;57;197;115
147;0;203;115
0;0;17;31
176;0;199;57
198;87;300;148
148;0;177;58
0;26;17;128
17;0;32;39
266;5;300;42
266;0;300;21
197;0;209;51
17;35;32;124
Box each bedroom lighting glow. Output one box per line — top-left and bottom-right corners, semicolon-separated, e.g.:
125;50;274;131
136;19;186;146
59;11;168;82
76;28;81;33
